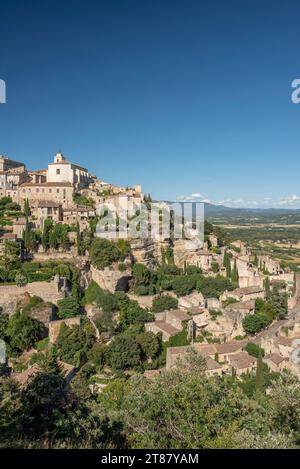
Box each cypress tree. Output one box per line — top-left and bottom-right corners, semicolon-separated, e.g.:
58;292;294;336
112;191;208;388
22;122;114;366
76;222;81;255
231;259;239;284
255;349;264;396
264;276;270;299
223;251;231;278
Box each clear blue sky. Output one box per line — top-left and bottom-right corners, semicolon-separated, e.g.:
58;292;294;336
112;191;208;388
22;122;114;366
1;0;300;207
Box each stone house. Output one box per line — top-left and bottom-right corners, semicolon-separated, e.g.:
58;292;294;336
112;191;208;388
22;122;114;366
35;201;63;229
227;352;257;376
225;300;255;315
145;309;191;342
166;341;254;377
263;353;288;373
19;181;74;208
259;255;282;275
220;286;265;303
178;291;205;310
12;217;27;239
63;205;96;229
0;233;21;256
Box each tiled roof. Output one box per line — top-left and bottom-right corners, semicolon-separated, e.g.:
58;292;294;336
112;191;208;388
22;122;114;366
264;353;286;365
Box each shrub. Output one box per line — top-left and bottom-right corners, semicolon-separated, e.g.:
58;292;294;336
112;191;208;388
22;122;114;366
152;295;178;313
15;272;28;287
172;276;196;296
57;296;81;319
89;238;129;270
244;342;265;358
107;335;141;370
242;314;271;335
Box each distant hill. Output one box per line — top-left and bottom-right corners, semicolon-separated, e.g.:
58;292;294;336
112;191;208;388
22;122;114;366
204;202;300;217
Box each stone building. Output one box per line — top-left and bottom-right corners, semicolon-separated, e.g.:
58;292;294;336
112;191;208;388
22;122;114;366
19;181;74;207
12;217;27;239
166;341;254;377
47;152;91;189
63;205;95;229
145;309;191;341
36;201;63;229
220;286;265;303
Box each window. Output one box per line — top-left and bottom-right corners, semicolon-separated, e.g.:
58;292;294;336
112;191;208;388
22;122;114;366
56;169;60;175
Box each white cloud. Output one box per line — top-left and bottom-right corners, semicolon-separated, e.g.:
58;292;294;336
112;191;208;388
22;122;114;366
278;195;300;206
176;193;300;209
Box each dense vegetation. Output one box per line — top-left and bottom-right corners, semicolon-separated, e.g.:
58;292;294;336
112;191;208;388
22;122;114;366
1;350;300;449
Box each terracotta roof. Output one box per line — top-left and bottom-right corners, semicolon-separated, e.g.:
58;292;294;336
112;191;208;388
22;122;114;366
194;343;218;356
275;335;300;346
230;286;264;296
155;321;180;336
276;336;293;346
167;309;191;321
12;364;41;387
0;233;17;240
64;205;95;213
205;357;222;370
215;342;245;354
228;352;257;369
38;200;61;208
264;353;286;365
226;300;255;311
168;345;193;355
13;218;26;225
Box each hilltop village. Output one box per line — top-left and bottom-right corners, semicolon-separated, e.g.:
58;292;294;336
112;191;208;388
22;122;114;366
1;152;300;448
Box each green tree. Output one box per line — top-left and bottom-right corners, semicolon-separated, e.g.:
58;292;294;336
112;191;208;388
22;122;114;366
56;321;96;367
231;259;239;283
76;222;82;255
269;284;288;319
57;296;81;319
6;312;45;355
255;349;264;395
152;295;178;313
136;332;160;359
107;335;141;370
119;300;152;328
40;348;62;375
244;342;265;358
242;313;270;335
42;218;53;250
264;276;270;299
131;263;150;288
171;276;196;296
89;238;129;270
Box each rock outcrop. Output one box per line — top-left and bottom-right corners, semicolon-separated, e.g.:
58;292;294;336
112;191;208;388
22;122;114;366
91;265;131;293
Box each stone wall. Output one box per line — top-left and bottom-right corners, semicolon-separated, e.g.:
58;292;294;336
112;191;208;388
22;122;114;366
0;278;66;315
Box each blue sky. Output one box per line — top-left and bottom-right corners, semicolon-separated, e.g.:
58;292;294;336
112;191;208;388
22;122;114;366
1;0;300;207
